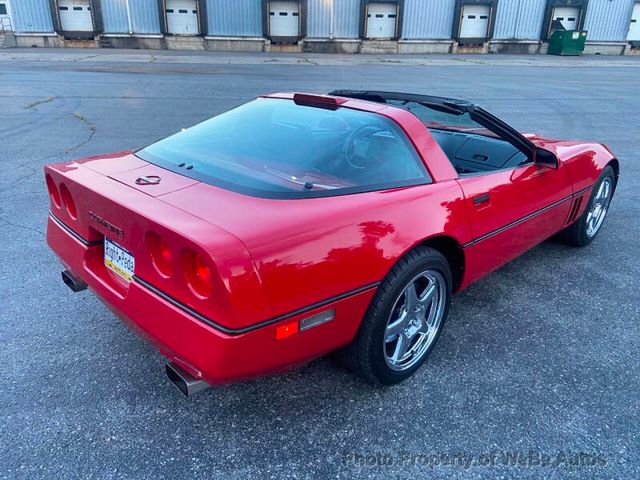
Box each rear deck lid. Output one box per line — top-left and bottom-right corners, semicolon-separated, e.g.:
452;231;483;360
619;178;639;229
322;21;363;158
109;163;200;197
78;151;200;197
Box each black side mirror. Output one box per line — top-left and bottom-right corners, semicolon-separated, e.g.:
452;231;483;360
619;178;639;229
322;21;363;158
535;148;559;169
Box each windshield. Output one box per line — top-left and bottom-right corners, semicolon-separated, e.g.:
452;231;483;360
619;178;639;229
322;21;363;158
137;98;429;199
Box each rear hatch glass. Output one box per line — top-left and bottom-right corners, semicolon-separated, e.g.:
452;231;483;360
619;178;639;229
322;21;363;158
137;98;429;199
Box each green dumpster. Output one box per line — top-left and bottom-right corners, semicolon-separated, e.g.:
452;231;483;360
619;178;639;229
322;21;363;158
548;30;587;56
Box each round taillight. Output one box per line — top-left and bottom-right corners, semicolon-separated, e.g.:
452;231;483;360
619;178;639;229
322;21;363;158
60;183;77;219
46;174;61;208
145;231;173;277
181;249;214;298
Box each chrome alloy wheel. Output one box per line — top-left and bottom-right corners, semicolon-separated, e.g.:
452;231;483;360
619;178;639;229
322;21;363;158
383;270;446;372
586;177;613;238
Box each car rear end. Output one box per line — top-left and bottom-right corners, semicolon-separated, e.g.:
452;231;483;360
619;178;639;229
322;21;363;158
44;155;372;388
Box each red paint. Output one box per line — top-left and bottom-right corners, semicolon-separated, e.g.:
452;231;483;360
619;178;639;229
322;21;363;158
44;94;617;384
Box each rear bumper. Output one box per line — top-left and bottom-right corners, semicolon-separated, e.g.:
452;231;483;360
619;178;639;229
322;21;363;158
46;213;376;384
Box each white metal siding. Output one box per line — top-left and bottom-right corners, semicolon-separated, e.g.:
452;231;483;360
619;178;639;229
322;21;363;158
402;0;455;40
333;0;359;37
11;0;54;32
207;0;262;37
307;0;359;38
102;0;129;33
584;0;636;41
307;0;330;37
129;0;160;34
493;0;546;40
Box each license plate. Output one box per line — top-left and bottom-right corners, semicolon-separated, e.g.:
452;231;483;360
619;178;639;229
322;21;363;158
104;238;135;282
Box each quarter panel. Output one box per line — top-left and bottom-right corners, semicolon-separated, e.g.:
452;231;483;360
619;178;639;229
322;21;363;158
160;179;471;317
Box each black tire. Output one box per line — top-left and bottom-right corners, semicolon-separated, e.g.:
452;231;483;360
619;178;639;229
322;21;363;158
557;165;616;247
337;246;452;385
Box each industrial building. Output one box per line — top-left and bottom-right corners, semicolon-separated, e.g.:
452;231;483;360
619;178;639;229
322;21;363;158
0;0;638;54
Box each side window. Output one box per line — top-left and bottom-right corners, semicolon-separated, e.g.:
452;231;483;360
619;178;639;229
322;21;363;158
389;101;530;175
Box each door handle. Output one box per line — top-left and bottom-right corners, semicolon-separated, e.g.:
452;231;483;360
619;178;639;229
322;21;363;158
473;193;490;206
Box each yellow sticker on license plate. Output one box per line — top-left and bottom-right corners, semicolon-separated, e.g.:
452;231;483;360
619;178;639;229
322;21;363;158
104;238;135;281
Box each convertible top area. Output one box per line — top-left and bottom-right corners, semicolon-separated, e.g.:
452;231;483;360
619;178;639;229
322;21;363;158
330;90;536;174
329;90;475;112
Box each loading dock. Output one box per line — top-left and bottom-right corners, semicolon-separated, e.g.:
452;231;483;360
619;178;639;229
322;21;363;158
552;6;580;31
459;4;490;39
542;1;588;41
58;0;93;32
268;1;300;39
166;0;199;35
366;2;397;39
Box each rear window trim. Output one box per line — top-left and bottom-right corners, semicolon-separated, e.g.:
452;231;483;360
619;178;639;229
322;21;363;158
135;150;431;199
136;98;433;200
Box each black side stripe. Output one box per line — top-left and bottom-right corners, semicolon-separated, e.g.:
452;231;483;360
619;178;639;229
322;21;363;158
49;212;102;247
462;185;592;249
50;210;380;335
134;275;380;335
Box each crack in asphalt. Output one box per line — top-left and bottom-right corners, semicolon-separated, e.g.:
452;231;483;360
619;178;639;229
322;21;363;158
23;96;55;110
0;166;38;195
297;57;318;65
0;214;45;238
64;111;96;154
73;54;99;62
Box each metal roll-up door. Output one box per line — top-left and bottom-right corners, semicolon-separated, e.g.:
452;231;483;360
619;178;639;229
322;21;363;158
459;4;490;39
366;3;397;39
58;0;93;32
166;0;199;35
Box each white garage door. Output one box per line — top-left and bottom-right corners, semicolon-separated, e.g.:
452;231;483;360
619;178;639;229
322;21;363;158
58;0;93;32
553;6;580;31
459;4;490;38
0;0;13;31
366;3;397;39
167;0;198;35
628;3;640;41
269;1;299;37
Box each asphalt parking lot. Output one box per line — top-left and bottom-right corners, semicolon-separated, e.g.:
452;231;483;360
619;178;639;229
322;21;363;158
1;49;638;479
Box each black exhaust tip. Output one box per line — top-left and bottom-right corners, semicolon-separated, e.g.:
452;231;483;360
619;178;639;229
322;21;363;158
165;362;210;397
61;270;87;292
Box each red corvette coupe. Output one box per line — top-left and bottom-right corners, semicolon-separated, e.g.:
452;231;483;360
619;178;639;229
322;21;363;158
45;91;618;395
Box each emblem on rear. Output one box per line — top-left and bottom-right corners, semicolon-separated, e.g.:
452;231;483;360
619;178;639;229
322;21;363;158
88;211;124;238
135;175;161;186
